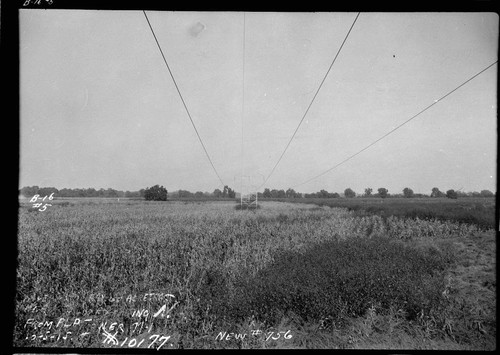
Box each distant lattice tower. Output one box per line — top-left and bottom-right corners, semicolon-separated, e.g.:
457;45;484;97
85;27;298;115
234;174;263;209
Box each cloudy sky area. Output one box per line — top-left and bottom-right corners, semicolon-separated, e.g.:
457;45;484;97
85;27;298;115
20;11;497;194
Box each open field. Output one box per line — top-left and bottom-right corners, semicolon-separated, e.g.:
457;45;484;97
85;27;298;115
15;199;496;349
265;197;497;231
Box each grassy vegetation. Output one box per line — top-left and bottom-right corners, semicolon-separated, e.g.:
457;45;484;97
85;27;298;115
234;203;261;211
15;199;495;349
267;197;496;230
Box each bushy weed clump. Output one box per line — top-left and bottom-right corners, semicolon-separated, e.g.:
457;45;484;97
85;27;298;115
227;236;453;328
234;203;262;211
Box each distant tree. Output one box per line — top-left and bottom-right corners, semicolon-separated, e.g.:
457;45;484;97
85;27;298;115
57;188;70;197
364;188;373;197
178;190;193;198
104;188;119;198
403;187;414;198
37;187;59;197
344;188;356;198
144;185;168;201
263;188;271;198
446;189;458;199
213;188;222;198
222;185;235;198
480;190;494;197
286;188;298;198
125;190;141;198
414;193;428;198
194;191;204;198
326;191;337;198
316;189;327;198
378;188;389;199
431;187;445;198
86;188;98;197
20;186;39;197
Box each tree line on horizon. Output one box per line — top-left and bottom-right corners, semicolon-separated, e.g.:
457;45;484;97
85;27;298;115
19;185;495;200
259;187;495;199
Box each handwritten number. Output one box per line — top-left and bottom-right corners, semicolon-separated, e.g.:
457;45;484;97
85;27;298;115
148;334;159;348
23;0;53;6
157;335;171;350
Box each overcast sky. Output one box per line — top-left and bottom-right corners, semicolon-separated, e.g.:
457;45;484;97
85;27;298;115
20;11;497;194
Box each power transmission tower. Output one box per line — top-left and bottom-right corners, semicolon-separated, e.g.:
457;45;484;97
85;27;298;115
234;174;264;209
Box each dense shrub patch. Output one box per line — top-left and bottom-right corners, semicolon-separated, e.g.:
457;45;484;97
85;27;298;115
227;236;453;327
234;203;261;211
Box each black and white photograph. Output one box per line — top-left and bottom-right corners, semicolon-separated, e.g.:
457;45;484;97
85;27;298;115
9;1;498;351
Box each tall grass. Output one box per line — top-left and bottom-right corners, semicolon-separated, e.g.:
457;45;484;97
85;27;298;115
15;200;495;349
274;197;496;230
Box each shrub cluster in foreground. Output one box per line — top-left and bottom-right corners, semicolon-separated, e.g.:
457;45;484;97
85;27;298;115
197;236;454;328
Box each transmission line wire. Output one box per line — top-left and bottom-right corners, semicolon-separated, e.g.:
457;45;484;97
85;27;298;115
143;11;225;187
240;12;246;202
259;12;360;189
292;60;498;189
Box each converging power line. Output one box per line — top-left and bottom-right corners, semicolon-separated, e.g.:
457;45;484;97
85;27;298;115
258;12;361;190
241;12;246;196
291;60;498;189
143;11;226;187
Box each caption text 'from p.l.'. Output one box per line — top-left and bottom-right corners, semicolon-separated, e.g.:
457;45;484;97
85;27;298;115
23;292;293;349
